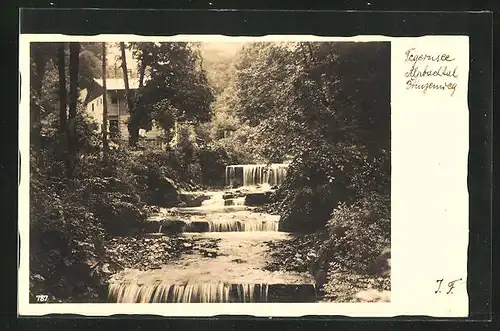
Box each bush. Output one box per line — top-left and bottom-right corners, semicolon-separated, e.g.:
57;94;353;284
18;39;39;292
30;175;108;302
315;191;390;274
29;147;150;302
90;190;145;234
272;141;390;233
132;150;184;206
274;145;356;232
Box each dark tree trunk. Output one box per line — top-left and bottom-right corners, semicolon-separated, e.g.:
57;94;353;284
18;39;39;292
102;42;109;158
120;42;139;147
30;45;45;166
56;42;68;134
67;42;80;178
138;56;146;89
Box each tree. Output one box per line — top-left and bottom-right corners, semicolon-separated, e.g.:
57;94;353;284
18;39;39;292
129;42;214;140
30;43;57;166
67;42;81;177
120;42;138;146
56;43;68;134
29;42;101;175
101;43;109;157
79;42;102;89
129;42;154;89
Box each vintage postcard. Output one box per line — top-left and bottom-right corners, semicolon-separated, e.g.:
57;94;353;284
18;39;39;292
18;34;469;317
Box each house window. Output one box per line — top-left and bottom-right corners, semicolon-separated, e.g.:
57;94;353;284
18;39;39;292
91;103;94;112
109;120;119;138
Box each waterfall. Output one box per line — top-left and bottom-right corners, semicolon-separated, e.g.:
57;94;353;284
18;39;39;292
108;282;269;303
205;219;278;232
205;219;244;232
180;218;278;232
225;164;288;187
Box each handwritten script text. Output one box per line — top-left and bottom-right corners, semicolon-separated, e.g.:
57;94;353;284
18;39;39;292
404;48;459;96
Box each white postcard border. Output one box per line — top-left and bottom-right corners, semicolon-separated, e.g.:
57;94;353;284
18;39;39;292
18;34;469;317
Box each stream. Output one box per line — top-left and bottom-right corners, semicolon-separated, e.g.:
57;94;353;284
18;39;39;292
107;163;319;303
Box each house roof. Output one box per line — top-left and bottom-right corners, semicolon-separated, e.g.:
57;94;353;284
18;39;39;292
94;78;141;90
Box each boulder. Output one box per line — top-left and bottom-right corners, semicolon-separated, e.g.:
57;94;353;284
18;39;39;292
141;221;162;233
149;176;181;207
179;193;210;207
164;177;180;189
188;221;210;232
233;190;248;198
223;193;237;200
96;198;145;235
244;192;270;206
160;219;187;234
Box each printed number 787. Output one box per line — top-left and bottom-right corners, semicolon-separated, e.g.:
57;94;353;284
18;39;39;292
36;294;48;302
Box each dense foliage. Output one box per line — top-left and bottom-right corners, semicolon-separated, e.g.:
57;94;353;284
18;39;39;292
225;42;391;232
28;40;391;302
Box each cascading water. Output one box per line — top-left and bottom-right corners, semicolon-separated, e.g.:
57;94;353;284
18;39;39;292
200;218;278;232
157;217;278;232
226;164;288;187
156;191;280;232
107;164;320;304
108;282;269;303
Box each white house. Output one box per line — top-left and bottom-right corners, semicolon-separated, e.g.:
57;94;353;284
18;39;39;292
80;77;201;149
81;78;140;141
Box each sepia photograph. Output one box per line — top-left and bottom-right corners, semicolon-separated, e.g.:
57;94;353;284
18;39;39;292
26;39;391;305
